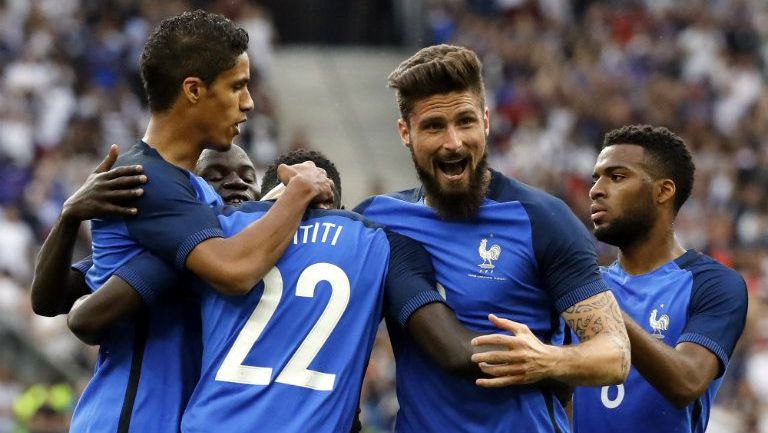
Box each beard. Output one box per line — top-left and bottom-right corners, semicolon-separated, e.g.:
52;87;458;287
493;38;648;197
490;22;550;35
593;195;656;248
412;151;489;220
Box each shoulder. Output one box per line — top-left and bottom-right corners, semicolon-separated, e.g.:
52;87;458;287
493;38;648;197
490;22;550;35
680;251;747;298
115;141;189;182
488;170;573;222
354;188;421;215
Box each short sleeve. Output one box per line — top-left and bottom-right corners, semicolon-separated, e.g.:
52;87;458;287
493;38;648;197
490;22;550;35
112;251;179;306
525;197;609;313
677;267;748;376
71;256;93;276
124;159;224;269
383;230;446;328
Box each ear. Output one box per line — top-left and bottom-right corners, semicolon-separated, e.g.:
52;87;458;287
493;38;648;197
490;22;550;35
483;106;490;136
182;77;205;105
656;179;676;208
397;118;411;148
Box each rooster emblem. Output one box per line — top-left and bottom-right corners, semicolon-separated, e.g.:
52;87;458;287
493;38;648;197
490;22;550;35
478;239;501;269
649;308;670;339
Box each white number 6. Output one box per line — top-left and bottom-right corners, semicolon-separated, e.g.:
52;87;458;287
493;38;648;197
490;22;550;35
600;384;625;409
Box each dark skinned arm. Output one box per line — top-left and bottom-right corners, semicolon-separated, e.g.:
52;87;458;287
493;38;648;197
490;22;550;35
31;145;145;316
67;275;145;345
405;302;486;378
623;313;719;409
185;162;335;295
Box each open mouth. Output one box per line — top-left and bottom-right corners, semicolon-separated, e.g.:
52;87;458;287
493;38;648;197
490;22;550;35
224;193;251;206
436;158;469;180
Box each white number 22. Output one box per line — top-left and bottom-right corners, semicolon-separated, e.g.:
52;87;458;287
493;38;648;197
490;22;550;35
215;263;350;391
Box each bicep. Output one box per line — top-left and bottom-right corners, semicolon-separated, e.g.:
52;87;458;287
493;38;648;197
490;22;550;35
674;342;720;385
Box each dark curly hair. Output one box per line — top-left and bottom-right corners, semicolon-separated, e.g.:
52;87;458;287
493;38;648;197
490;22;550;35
388;44;485;123
603;124;695;214
139;10;249;112
260;150;342;209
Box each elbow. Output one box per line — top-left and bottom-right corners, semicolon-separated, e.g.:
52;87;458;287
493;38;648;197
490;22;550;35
212;272;256;296
30;293;60;317
67;314;103;346
212;265;267;296
665;380;707;410
31;301;59;317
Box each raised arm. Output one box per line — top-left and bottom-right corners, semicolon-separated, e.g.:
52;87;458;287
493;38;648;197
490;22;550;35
31;145;145;316
471;291;630;387
185;162;334;294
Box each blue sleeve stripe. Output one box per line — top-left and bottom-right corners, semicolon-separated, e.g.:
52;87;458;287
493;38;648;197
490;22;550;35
174;228;225;269
554;278;610;313
71;257;93;276
113;267;163;306
397;291;447;328
677;332;729;373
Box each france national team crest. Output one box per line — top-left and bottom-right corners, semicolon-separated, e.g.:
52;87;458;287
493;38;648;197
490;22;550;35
649;305;670;340
478;238;501;270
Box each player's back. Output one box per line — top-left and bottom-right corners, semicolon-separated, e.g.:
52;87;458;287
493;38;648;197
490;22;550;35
182;203;390;433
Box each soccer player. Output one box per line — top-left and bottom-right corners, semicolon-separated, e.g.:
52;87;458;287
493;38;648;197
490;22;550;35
70;11;333;433
354;44;631;433
31;143;261;321
176;152;446;433
572;125;748;433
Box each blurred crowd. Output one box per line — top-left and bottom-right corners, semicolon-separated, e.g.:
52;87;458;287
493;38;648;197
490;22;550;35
1;0;768;432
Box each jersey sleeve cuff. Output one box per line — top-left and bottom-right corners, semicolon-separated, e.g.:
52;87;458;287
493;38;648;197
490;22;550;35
397;291;446;328
113;267;164;306
174;228;225;270
554;278;609;313
70;257;93;276
677;332;729;376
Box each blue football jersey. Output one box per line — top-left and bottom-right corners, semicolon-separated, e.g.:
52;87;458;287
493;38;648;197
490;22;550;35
181;203;443;433
355;169;609;433
73;140;223;433
573;250;748;433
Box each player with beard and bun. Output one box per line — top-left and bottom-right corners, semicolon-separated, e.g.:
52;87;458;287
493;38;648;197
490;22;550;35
355;44;630;433
573;125;748;433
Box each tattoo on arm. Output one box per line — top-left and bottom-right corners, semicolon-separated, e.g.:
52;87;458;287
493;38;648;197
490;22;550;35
563;291;631;375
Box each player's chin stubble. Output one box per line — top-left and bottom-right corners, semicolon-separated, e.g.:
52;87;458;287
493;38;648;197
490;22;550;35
413;152;489;221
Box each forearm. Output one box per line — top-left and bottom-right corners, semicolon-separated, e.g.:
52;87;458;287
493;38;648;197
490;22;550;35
188;177;315;294
623;314;707;408
549;332;629;386
31;214;85;316
67;277;144;345
408;305;485;378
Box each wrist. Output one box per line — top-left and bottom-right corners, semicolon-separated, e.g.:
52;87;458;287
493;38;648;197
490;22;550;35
59;205;82;227
283;176;315;203
544;344;567;381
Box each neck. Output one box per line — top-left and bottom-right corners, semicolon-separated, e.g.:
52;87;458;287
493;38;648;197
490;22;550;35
142;112;202;171
617;219;686;275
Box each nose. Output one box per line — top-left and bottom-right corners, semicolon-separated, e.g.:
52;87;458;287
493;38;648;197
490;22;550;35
443;125;462;152
589;178;605;200
223;172;249;190
241;87;254;113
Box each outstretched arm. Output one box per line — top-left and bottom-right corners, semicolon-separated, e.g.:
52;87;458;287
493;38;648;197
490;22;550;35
31;145;145;316
472;291;630;387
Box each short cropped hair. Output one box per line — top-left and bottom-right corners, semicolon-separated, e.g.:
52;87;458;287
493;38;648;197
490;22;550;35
139;10;249;112
603;125;695;213
260;150;342;209
387;44;486;122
